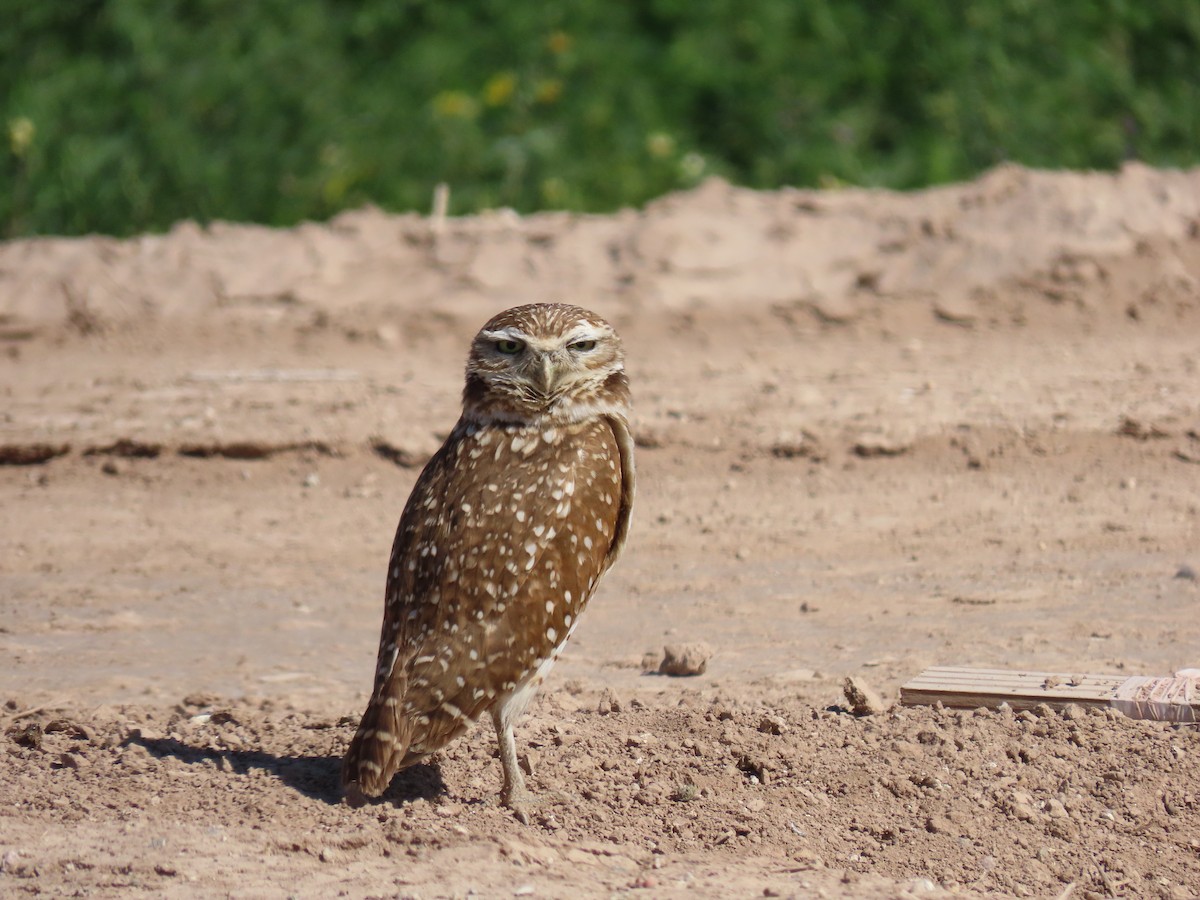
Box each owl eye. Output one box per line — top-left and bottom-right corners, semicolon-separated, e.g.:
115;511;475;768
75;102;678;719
494;339;524;355
569;339;597;352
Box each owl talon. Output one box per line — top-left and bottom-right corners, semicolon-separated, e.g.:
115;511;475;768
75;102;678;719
504;791;535;825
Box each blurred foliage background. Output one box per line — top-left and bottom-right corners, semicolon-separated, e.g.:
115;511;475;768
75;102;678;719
3;0;1199;237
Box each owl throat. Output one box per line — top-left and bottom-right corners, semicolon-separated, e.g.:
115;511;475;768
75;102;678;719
461;370;630;427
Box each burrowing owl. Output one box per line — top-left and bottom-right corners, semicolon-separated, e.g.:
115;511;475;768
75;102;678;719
342;303;635;820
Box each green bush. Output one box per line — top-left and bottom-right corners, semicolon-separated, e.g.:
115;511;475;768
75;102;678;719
3;0;1198;236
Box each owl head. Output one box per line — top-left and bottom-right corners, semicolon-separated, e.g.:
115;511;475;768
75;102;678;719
462;303;630;426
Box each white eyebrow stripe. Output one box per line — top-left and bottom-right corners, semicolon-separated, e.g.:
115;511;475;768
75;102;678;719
478;324;610;350
565;325;608;342
480;327;530;342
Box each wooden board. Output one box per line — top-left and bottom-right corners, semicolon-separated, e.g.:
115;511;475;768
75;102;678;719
900;666;1198;723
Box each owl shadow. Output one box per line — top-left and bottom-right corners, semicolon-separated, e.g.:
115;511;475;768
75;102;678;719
128;734;446;806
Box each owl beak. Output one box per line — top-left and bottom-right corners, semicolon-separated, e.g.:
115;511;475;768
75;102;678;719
533;353;558;394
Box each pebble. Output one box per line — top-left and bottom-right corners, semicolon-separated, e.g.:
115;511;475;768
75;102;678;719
758;715;787;735
7;722;43;749
1012;802;1036;822
1174;564;1196;581
659;643;713;677
58;751;88;769
843;677;887;715
597;688;622;715
852;432;912;458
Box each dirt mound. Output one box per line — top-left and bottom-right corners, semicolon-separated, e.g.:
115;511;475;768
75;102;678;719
2;163;1198;335
4;692;1197;898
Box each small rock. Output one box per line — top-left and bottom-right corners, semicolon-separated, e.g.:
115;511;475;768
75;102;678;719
843;676;887;715
659;643;713;677
58;751;88;769
519;750;537;775
302;472;320;488
1122;416;1177;441
127;725;163;742
45;719;93;740
1012;801;1036;821
374;324;401;346
671;782;698;803
757;714;787;735
1174;564;1197;581
597;688;621;715
852;432;911;458
640;650;663;672
101;459;122;476
769;437;823;461
808;294;859;324
6;722;42;749
932;293;979;325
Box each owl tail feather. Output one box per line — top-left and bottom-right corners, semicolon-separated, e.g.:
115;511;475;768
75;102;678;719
342;676;412;801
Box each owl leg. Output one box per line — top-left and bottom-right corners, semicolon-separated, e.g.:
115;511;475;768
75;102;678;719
490;706;534;824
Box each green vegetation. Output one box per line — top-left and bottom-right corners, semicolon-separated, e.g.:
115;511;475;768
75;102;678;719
3;1;1199;236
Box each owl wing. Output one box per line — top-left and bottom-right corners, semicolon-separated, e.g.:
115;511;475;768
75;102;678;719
343;415;632;796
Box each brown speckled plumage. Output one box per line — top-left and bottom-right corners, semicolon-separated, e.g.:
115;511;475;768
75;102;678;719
342;304;635;819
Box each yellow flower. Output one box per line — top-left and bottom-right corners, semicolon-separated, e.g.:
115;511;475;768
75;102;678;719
432;91;479;120
8;117;35;158
534;79;563;105
547;31;572;55
483;72;517;107
646;132;675;159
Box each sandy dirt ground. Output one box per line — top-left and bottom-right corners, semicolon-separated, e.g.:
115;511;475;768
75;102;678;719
2;164;1199;898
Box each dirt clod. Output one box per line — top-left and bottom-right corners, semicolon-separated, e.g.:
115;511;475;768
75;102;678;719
659;643;713;677
6;722;42;749
843;677;887;716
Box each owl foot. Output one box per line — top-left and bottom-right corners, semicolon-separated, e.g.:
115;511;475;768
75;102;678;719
502;786;573;825
502;786;536;825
